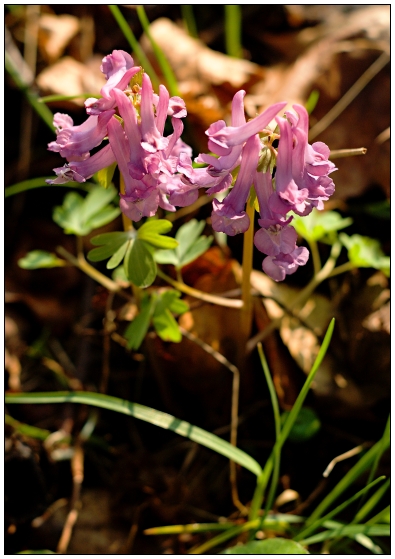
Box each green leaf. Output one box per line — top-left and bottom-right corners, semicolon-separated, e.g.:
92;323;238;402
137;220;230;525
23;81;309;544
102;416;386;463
53;191;85;234
80;184;118;223
87;231;133;262
125;239;157;287
138;219;178;249
339;233;390;275
153;219;213;268
153;249;179;266
53;185;121;236
124;295;155;350
222;538;309;554
85;207;121;232
5;391;262;477
281;407;321;443
153;309;182;343
293;210;353;243
95;162;117;189
18;250;65;269
106;241;129;269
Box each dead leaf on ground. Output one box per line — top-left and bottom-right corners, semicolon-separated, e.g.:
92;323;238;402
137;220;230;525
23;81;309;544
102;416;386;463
36;55;105;107
38;13;80;63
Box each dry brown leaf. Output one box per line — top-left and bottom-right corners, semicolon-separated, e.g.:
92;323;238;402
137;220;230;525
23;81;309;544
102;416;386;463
36;55;105;106
250;269;333;376
38;13;80;63
141;18;265;91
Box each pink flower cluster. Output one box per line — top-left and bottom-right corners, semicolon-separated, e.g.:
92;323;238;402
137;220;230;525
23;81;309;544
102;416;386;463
47;50;194;221
47;50;336;281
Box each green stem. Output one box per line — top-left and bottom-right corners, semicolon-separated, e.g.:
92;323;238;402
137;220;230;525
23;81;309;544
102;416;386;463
327;261;357;278
240;196;255;341
256;345;281;529
136;5;180;97
181;5;198;38
5;49;54;131
157;269;243;309
248;319;335;524
308;239;321;276
224;5;242;58
56;246;122;294
108;5;160;90
295;477;385;542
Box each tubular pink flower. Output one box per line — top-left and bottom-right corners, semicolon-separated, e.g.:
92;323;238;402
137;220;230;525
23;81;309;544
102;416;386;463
253;172;297;257
262;247;309;282
207;101;287;150
211;134;260;236
46;144;116;184
111;88;146;179
48;110;115;161
140;73;169;153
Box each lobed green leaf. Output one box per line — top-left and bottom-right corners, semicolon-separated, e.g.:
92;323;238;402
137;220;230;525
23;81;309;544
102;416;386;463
18;250;66;269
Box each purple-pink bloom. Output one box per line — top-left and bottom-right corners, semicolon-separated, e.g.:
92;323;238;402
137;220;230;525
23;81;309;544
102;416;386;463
262;247;309;282
48;110;115;162
253;172;297;257
211;134;261;236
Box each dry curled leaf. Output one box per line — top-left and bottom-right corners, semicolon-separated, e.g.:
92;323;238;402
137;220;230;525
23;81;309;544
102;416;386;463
36;55;105;107
38;13;80;63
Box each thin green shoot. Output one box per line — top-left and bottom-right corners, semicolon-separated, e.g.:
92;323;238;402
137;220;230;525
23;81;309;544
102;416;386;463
353;478;390;524
224;5;242;58
5;391;262;477
306;418;390;524
248;318;335;523
181;5;198;38
256;343;281;528
295;476;386;542
108;5;160;90
136;6;180;97
5;178;92;198
5;50;54;131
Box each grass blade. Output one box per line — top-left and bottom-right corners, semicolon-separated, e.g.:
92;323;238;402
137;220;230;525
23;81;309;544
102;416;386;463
306;418;390;524
295;477;386;542
136;5;180;97
5;391;262;477
224;5;242;58
248;318;335;523
108;5;160;89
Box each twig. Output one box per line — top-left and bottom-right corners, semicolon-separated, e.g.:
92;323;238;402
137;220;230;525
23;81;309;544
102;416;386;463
157;269;243;309
179;327;247;515
330;147;367;159
309;51;390;140
56;442;84;554
323;444;367;478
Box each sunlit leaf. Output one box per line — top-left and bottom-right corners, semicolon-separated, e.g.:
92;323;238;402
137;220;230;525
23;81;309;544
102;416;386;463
18;250;66;269
293;210;352;243
339;233;390;275
125;239;157;287
124;295;155;350
5;391;262;477
152;309;182;342
53;185;121;236
153;219;213;268
106;241;129;269
138;219;178;249
222;538;309;554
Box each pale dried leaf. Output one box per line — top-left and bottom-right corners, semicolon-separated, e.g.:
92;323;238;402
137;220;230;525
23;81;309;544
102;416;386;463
38;14;80;63
140;18;265;91
36;56;105;106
